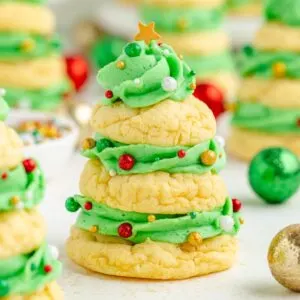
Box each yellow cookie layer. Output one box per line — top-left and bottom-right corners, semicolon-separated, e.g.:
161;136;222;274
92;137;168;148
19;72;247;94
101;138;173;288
228;3;262;17
162;31;230;56
0;57;66;90
143;0;224;8
197;71;238;100
91;95;216;147
238;78;300;108
0;209;45;259
0;3;54;35
66;227;237;280
3;282;63;300
0;122;23;170
228;127;300;161
80;159;228;214
255;23;300;52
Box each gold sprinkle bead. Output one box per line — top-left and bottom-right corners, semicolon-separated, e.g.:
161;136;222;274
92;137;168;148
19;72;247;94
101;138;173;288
272;62;286;78
11;196;20;205
188;232;203;246
200;150;217;166
177;18;188;31
189;82;196;90
21;39;36;52
116;61;125;70
239;217;245;225
82;138;96;150
148;215;156;222
89;225;98;233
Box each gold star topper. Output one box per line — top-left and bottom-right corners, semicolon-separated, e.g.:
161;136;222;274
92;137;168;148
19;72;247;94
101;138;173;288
134;22;161;45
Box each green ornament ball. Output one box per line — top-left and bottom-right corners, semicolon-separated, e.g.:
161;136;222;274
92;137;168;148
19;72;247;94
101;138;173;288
0;280;9;297
249;147;300;204
96;138;113;152
125;42;142;57
65;197;80;212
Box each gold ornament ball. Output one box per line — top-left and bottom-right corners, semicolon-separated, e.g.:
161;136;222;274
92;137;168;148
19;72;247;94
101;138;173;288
272;62;286;78
200;150;217;166
268;224;300;292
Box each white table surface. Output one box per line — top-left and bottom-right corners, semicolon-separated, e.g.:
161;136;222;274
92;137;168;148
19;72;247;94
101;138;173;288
41;150;300;300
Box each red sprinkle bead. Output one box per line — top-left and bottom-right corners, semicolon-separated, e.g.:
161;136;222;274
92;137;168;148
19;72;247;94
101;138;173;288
1;173;8;180
118;223;133;238
84;202;93;211
44;265;52;273
232;199;242;212
119;154;135;171
22;159;36;173
105;90;114;99
177;150;186;158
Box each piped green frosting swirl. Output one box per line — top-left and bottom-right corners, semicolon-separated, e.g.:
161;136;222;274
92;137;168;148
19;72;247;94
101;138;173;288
239;46;300;78
140;6;224;33
0;244;62;297
227;0;260;9
232;101;300;133
0;162;45;212
83;136;226;175
265;0;300;27
67;195;241;244
98;40;196;108
0;33;61;61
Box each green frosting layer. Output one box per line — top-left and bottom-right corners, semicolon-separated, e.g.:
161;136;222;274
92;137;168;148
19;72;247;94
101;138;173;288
232;101;300;133
265;0;300;27
0;162;45;212
69;195;241;244
98;40;196;108
140;6;223;33
240;46;300;78
0;244;62;297
227;0;259;8
0;91;9;121
0;33;61;61
4;79;71;111
83;136;226;175
184;52;235;76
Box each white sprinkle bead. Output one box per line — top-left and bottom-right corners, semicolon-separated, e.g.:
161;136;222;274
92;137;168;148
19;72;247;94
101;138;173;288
134;78;141;85
162;77;177;92
220;216;234;232
109;170;117;177
49;245;59;260
215;136;225;148
0;88;6;97
163;49;170;56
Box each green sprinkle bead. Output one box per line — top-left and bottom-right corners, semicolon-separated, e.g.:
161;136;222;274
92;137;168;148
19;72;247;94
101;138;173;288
0;280;9;297
125;43;142;57
65;197;80;212
243;45;255;56
96;139;113;152
190;212;197;219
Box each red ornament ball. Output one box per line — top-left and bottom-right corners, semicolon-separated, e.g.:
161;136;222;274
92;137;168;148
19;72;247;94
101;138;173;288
118;223;132;238
84;202;93;211
1;173;8;180
193;83;225;119
23;159;36;173
65;55;89;92
177;150;186;158
44;265;52;273
232;199;242;212
105;90;114;99
119;154;135;171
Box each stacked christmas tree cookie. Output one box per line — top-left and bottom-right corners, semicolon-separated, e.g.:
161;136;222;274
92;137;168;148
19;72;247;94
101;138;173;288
228;0;300;161
139;0;237;99
226;0;262;17
65;23;242;280
0;0;69;110
0;89;63;298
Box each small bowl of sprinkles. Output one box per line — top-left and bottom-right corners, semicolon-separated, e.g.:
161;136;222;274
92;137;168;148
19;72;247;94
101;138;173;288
8;110;79;180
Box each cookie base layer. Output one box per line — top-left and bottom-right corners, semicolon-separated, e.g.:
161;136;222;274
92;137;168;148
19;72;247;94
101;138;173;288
66;227;238;280
3;281;63;300
228;127;300;161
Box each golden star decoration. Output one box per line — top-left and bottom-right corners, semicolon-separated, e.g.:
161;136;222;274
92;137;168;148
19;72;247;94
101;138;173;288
134;22;161;45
